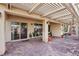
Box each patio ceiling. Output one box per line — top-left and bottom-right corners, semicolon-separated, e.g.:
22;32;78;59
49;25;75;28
10;3;78;24
72;3;79;19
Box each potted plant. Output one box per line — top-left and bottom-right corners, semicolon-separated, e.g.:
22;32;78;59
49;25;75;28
40;32;42;36
36;32;38;36
33;32;35;37
48;32;52;41
29;33;32;38
38;32;40;36
48;32;52;36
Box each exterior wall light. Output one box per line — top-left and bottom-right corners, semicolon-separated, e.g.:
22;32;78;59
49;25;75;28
31;23;33;25
47;22;48;24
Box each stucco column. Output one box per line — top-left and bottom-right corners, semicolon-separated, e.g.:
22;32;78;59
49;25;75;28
27;23;34;39
0;10;6;55
27;23;31;39
75;23;78;36
67;25;70;33
42;20;48;43
60;24;64;36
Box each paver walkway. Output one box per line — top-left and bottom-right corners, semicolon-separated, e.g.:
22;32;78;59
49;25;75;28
3;37;79;56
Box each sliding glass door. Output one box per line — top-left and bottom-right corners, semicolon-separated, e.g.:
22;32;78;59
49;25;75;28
11;22;27;40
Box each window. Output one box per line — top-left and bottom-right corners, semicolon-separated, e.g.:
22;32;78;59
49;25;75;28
34;23;42;36
63;24;68;32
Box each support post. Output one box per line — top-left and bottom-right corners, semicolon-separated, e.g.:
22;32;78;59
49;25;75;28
0;10;6;55
42;20;48;43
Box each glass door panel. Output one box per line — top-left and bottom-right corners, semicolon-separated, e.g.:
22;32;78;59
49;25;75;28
11;22;20;40
21;23;27;39
48;25;50;32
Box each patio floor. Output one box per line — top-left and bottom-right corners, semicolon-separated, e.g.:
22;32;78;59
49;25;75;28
3;37;79;56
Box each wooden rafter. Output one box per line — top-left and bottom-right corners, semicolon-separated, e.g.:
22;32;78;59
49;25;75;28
29;3;40;13
43;7;66;17
54;14;72;20
57;18;72;21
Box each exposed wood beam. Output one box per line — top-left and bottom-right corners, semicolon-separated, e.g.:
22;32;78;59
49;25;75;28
58;17;72;21
56;18;72;24
51;14;71;20
43;7;66;17
54;14;71;20
44;17;63;24
57;18;72;20
29;3;40;13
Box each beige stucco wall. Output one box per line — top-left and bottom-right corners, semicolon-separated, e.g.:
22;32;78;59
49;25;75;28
5;14;43;42
5;20;11;42
74;23;79;35
0;4;7;10
50;23;62;36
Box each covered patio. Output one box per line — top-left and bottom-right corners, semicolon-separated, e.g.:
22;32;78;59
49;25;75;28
0;3;79;55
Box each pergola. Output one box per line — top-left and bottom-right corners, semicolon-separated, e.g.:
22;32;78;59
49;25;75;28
9;3;78;24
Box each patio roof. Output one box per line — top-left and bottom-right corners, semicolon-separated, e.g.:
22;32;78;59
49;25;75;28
7;3;79;24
